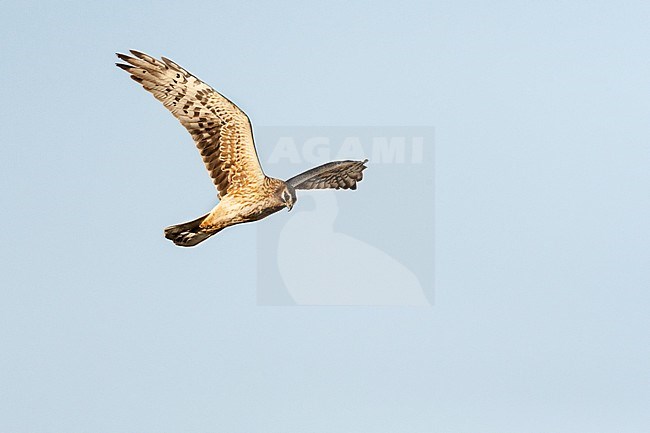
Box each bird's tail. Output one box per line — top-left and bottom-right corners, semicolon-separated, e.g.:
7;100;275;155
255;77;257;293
164;213;221;247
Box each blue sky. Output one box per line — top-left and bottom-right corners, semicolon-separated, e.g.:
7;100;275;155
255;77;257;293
1;1;649;432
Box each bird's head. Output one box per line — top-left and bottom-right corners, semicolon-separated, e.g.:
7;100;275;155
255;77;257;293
277;182;297;211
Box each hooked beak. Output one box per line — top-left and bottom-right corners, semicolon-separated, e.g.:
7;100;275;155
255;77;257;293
286;201;293;212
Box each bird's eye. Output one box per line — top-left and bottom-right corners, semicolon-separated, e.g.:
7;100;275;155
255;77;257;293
282;191;290;202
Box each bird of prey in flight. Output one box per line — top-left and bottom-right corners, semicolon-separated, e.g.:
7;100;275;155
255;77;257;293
116;50;367;247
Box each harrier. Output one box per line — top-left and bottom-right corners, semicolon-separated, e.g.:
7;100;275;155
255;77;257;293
116;50;367;247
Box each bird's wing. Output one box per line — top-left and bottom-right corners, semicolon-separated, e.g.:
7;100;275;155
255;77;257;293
116;50;266;198
286;159;368;190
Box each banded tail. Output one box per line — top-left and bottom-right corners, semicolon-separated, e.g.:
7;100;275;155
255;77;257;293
164;213;221;247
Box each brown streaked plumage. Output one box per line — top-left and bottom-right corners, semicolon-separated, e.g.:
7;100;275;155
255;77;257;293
116;50;368;247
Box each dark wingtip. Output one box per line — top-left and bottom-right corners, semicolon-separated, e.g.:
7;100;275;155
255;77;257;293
129;49;147;59
115;62;133;71
116;53;133;62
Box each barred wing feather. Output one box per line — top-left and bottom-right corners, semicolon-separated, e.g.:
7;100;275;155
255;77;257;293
116;50;265;198
286;159;368;190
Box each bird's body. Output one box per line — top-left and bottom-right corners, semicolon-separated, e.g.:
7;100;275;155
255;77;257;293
116;50;367;247
203;179;284;229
